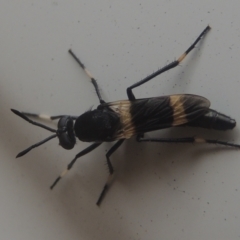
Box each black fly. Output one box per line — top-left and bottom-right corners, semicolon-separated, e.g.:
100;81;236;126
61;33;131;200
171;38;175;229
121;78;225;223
11;26;240;205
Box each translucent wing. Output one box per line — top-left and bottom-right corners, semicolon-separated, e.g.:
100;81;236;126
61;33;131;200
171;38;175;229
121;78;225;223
107;94;210;139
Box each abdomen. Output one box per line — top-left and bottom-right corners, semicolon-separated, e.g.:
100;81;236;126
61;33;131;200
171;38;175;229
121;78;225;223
186;109;236;130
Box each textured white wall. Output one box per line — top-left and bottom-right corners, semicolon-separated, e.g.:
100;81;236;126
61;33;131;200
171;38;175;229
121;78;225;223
1;1;240;239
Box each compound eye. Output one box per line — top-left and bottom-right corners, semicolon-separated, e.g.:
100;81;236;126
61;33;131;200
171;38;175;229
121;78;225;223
58;116;76;150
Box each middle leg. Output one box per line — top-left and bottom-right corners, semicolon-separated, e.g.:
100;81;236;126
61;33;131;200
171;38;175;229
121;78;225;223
96;139;125;206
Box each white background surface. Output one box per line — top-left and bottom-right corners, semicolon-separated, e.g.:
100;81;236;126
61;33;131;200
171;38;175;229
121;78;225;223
1;1;240;239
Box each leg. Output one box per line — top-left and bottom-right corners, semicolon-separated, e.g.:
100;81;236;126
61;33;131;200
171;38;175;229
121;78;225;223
127;26;211;100
50;142;102;189
69;49;105;104
96;139;125;206
137;136;240;148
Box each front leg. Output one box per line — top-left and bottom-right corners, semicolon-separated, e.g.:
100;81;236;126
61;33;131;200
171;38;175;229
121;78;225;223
50;142;102;189
69;49;105;104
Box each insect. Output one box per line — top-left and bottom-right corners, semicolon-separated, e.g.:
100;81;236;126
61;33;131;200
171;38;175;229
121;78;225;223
12;25;240;205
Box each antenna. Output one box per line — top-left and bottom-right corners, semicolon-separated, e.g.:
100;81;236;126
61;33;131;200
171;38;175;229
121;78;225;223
11;109;58;157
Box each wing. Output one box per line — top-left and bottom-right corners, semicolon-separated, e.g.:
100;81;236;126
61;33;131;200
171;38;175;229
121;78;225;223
107;94;210;139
